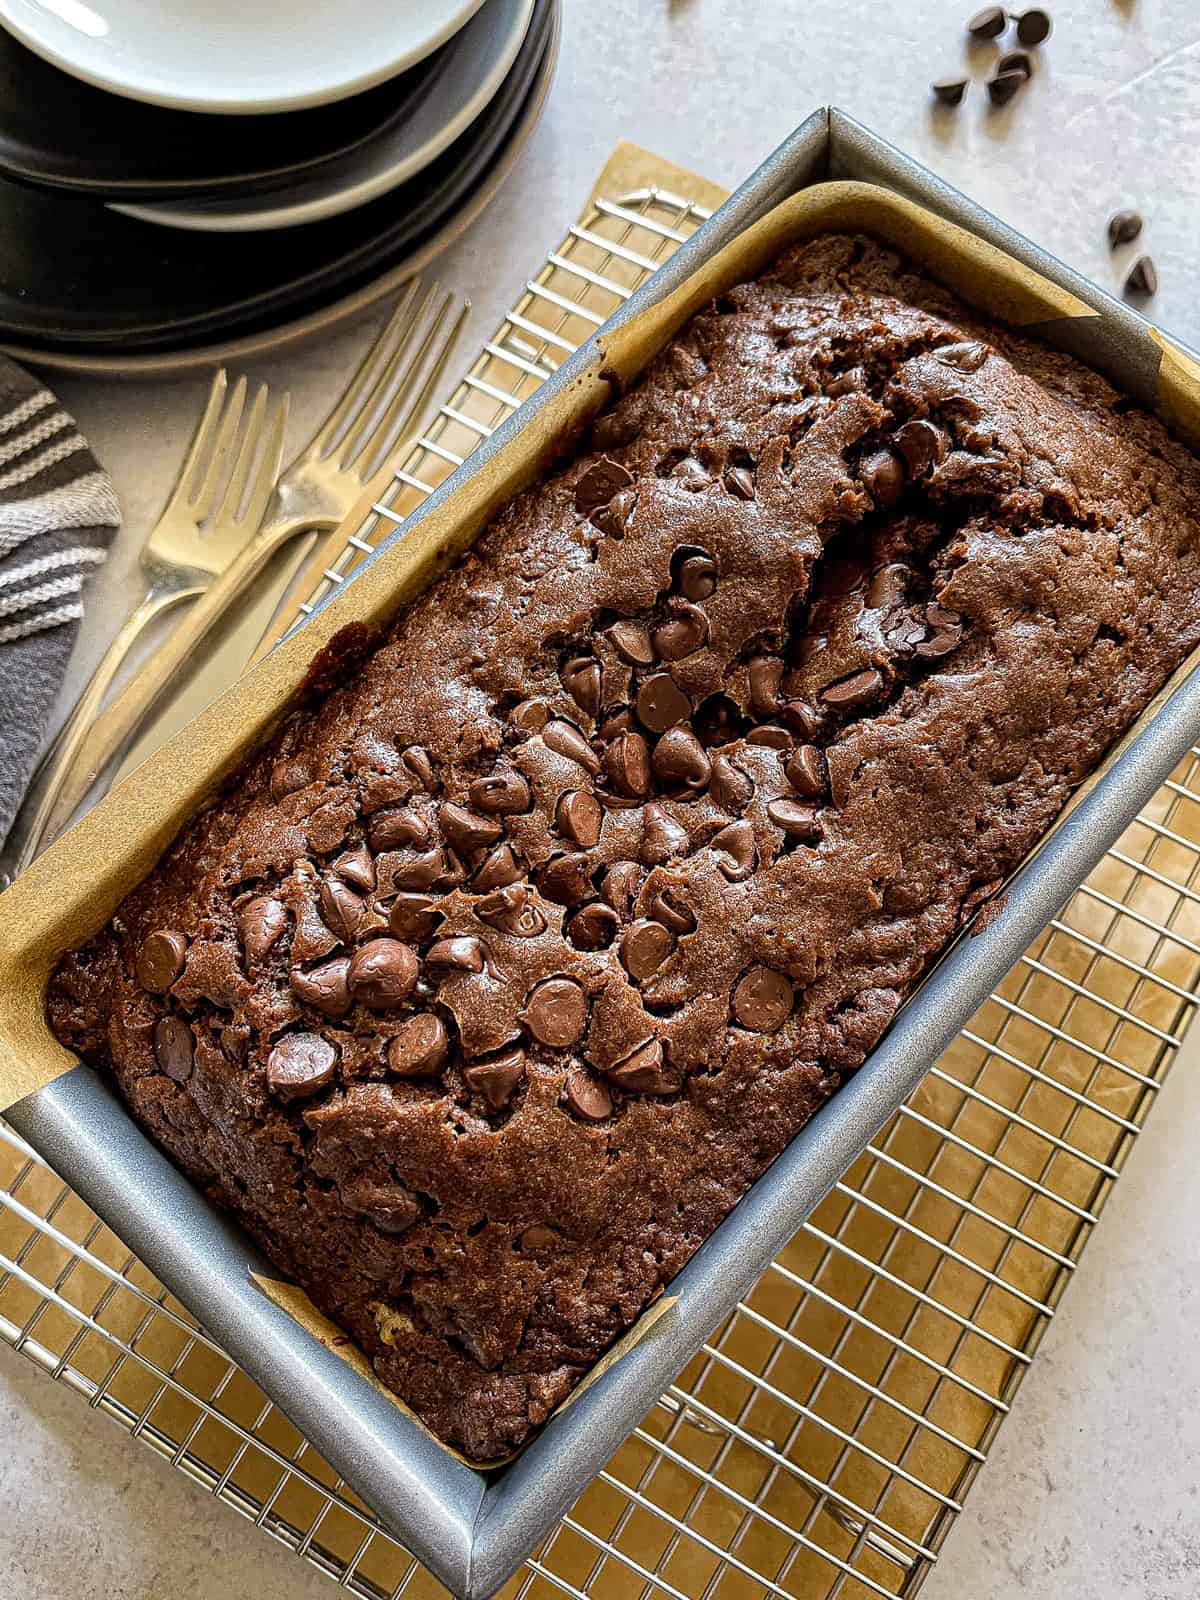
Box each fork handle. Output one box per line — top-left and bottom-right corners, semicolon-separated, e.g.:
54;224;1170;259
15;584;202;874
34;518;325;852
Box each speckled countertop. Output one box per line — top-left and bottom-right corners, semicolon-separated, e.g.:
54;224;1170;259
3;0;1200;1594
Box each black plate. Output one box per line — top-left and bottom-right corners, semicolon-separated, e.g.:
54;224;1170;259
0;0;552;353
0;27;448;201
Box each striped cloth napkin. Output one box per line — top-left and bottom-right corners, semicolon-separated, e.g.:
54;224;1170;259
0;355;120;848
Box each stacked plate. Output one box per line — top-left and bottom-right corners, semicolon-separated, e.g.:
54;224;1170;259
0;0;558;374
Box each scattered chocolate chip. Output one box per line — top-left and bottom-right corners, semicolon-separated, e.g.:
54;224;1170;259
291;956;353;1017
536;853;594;907
339;1177;418;1234
693;692;745;747
561;656;602;718
747;655;784;718
1014;7;1051;45
575;456;634;516
784;744;828;800
518;1221;558;1251
649;883;696;934
509;698;552;735
820;668;884;714
860;447;905;508
598;707;636;741
319;876;366;942
816;557;868;599
556;788;603;848
724;464;756;500
745;724;791;750
893;420;948;477
621;918;676;982
709;819;756;882
153;1016;194;1081
368;808;430;852
400;747;436;792
825;367;864;397
239;898;288;962
636;672;691;733
425;936;486;977
997;48;1033;78
523;977;588;1047
347;939;419;1010
439;802;503;856
469;771;531;816
543;720;601;773
932;77;968;106
601;861;642;917
782;700;820;741
464;1046;525;1110
767;798;823;841
792;631;830;665
220;1024;249;1063
935;340;990;373
653;602;709;662
607;620;656;667
603;729;652;797
987;69;1025;106
1124;255;1158;296
387;1014;449;1077
332;845;375;892
606;1038;678;1094
473;843;525;891
567;902;619;950
915;601;965;659
267;1033;337;1102
866;563;912;612
1108;209;1143;248
388;893;443;941
136;930;188;993
476;884;547;939
390;845;462;892
676;549;718;599
564;1065;612;1122
269;757;311;801
967;4;1005;38
709;753;754;813
732;966;794;1032
641;803;690;866
593;487;636;539
652;726;712;791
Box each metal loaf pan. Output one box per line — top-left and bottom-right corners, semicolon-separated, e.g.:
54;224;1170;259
4;109;1200;1597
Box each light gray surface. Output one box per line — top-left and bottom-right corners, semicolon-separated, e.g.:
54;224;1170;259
3;0;1200;1595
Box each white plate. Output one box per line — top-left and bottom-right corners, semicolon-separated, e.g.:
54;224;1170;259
112;0;533;233
0;0;486;113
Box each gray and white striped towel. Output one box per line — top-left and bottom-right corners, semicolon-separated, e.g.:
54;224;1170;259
0;355;120;848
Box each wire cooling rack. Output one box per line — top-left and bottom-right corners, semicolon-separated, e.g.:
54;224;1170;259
5;181;1200;1600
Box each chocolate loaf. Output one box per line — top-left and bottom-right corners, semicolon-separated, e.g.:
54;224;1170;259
48;234;1200;1460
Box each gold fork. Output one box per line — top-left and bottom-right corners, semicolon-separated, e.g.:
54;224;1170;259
27;280;468;860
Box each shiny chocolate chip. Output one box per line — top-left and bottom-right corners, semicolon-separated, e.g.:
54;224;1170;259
932;76;968;106
709;819;756;881
388;894;443;941
934;341;989;373
598;706;636;741
860;448;905;508
652;726;711;791
967;4;1005;37
784;744;828;800
636;672;691;733
1015;7;1051;44
463;1046;525;1110
709;753;754;814
866;562;912;610
476;884;547;939
291;956;353;1017
782;700;821;741
557;788;603;848
1108;209;1143;248
767;798;822;841
997;48;1033;78
561;655;602;718
601;861;642;918
153;1016;194;1082
732;966;794;1032
621;918;676;982
649;883;696;934
469;770;531;816
724;464;755;501
473;843;525;891
425;937;486;977
523;977;588;1047
1124;256;1158;297
607;620;656;667
543;719;601;773
390;845;461;892
240;898;288;963
676;549;718;600
564;1064;612;1122
137;930;188;993
986;68;1026;105
893;420;948;478
537;852;593;907
387;1014;450;1078
368;808;430;852
269;757;312;801
653;602;708;662
593;487;636;539
439;802;503;856
567;902;619;950
606;1038;679;1095
347;939;419;1010
820;668;884;714
509;698;552;735
641;803;690;867
575;456;634;516
220;1024;250;1064
320;876;366;942
603;730;652;798
400;746;437;792
745;724;791;750
332;845;375;893
267;1033;337;1103
747;655;784;718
